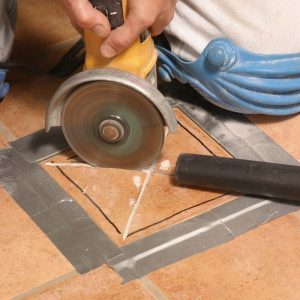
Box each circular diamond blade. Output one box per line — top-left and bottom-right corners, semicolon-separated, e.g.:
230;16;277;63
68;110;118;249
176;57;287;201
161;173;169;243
61;81;165;169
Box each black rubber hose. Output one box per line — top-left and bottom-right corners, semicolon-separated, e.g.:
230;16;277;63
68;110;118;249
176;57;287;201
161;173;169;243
175;154;300;201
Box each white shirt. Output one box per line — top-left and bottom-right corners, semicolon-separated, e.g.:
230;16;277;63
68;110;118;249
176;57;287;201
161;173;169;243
165;0;300;60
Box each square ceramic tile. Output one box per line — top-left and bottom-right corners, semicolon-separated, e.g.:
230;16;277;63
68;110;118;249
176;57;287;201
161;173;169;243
40;108;237;244
41;152;147;245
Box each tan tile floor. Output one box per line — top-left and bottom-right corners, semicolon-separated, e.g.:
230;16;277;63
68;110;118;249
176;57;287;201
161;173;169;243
0;1;300;299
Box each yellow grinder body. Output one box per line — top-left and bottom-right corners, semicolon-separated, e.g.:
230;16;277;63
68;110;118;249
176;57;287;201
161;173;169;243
84;0;157;78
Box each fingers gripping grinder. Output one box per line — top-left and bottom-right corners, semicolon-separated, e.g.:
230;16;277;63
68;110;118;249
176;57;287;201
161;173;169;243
45;0;177;169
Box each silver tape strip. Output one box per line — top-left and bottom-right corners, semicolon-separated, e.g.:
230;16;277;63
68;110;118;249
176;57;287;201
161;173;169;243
10;127;69;163
0;148;121;273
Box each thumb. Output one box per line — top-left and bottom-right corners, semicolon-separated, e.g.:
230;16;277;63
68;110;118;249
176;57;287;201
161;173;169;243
100;14;148;58
62;0;111;38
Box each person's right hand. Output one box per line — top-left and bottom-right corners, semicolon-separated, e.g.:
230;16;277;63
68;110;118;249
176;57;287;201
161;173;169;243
60;0;176;58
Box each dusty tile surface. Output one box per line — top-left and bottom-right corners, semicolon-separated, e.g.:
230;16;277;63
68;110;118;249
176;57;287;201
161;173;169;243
174;109;231;158
40;152;144;245
0;188;74;299
29;265;154;300
127;173;235;237
125;109;236;239
149;214;300;300
156;109;231;175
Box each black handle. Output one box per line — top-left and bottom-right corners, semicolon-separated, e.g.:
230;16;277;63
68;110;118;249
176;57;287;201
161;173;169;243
89;0;124;29
175;154;300;201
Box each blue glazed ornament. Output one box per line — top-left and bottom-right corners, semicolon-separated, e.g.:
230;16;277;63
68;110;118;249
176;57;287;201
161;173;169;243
158;38;300;115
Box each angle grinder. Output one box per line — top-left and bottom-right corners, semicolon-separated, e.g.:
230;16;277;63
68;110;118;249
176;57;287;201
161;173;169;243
45;0;177;170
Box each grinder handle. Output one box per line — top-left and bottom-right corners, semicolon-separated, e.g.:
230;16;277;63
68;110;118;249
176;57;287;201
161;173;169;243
89;0;124;29
175;154;300;201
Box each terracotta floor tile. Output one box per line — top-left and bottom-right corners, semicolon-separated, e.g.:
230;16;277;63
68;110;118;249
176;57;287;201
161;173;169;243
41;152;147;242
156;109;230;175
249;114;300;162
174;108;231;157
13;0;78;62
0;188;74;299
0;73;63;139
127;173;236;238
156;124;211;175
29;265;154;300
149;214;300;300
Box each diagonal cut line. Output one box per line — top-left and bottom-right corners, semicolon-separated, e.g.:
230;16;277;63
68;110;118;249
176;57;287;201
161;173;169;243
122;128;170;239
122;161;157;240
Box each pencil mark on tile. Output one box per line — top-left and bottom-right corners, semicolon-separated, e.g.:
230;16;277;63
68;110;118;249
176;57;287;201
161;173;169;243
127;193;232;237
55;164;121;234
177;120;217;156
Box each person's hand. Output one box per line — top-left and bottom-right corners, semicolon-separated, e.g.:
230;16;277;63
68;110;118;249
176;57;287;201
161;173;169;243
60;0;176;58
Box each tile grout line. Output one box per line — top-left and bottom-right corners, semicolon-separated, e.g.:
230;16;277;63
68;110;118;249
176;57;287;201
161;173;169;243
11;270;78;300
122;129;170;240
140;277;170;300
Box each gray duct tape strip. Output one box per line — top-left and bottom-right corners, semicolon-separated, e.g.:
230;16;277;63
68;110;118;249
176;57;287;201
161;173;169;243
108;91;300;282
109;196;299;282
0;148;121;274
10;127;69;163
173;99;298;165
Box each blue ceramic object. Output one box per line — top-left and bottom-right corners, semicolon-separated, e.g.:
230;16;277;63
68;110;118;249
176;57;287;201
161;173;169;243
0;69;9;100
158;38;300;115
